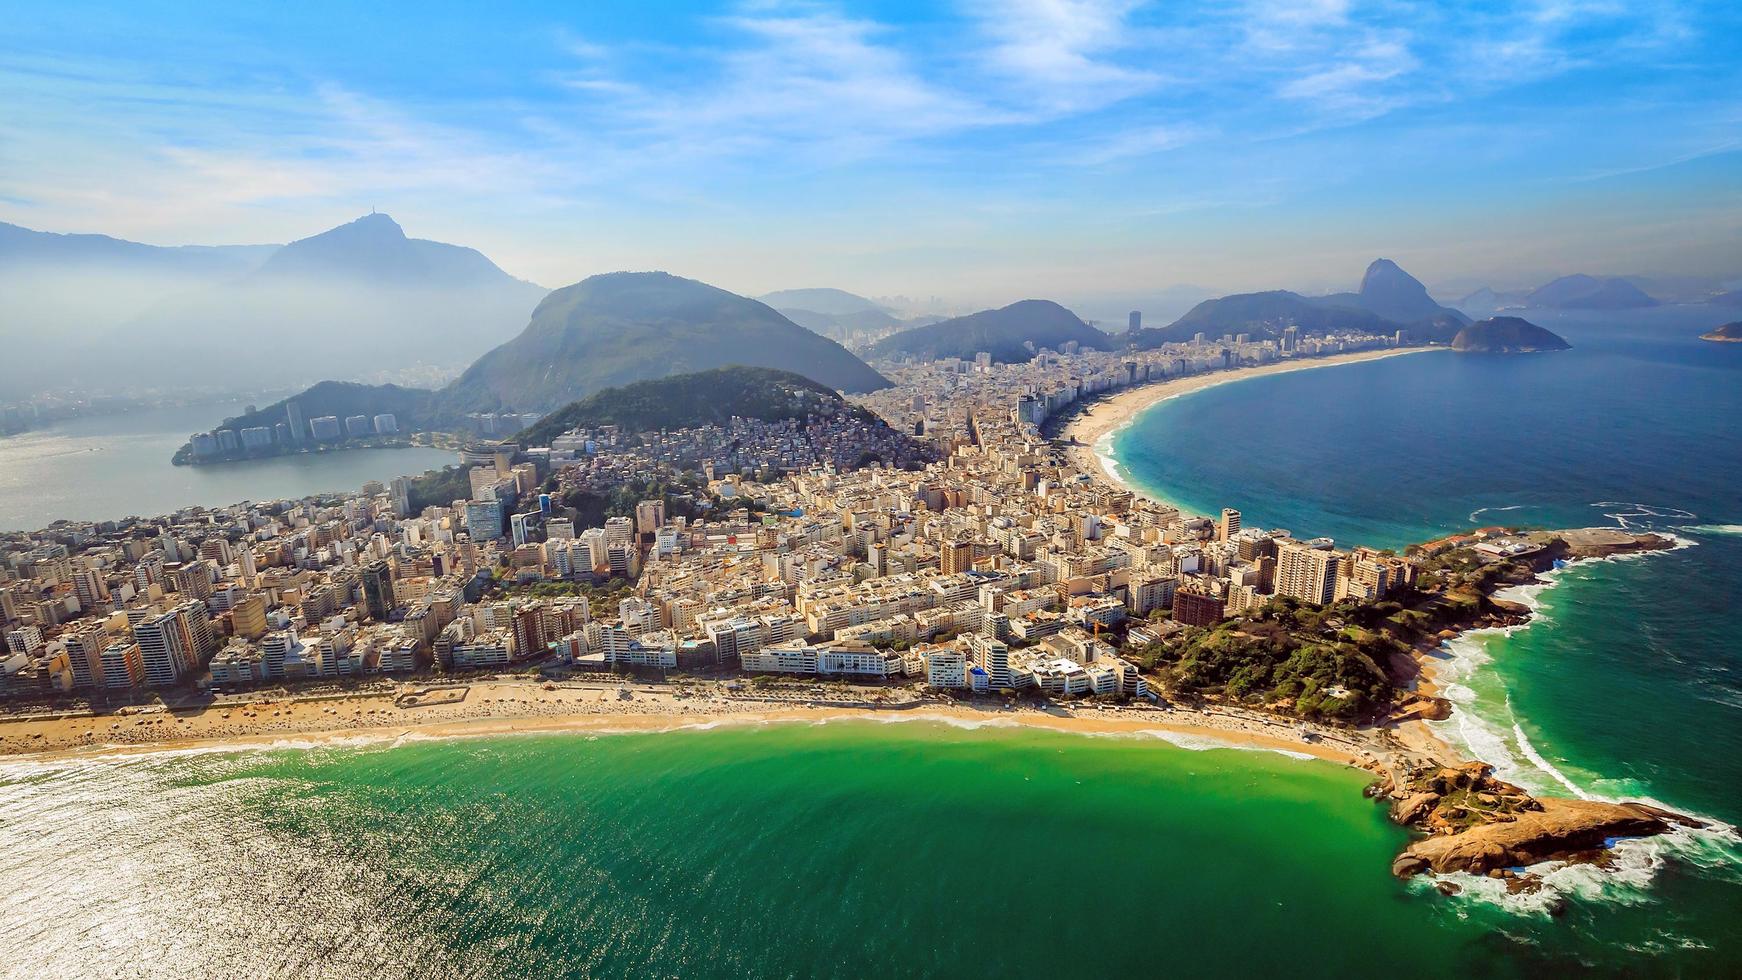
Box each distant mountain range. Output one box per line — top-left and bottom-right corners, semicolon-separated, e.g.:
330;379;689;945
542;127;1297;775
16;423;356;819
112;214;547;384
757;287;939;346
1125;259;1469;348
1450;317;1571;353
863;299;1112;364
1453;273;1742;316
0;213;545;398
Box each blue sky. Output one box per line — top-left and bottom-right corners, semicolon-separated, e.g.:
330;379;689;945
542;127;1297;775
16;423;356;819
2;0;1738;303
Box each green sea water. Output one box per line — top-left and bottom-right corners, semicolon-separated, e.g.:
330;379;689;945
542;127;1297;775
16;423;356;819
5;721;1714;979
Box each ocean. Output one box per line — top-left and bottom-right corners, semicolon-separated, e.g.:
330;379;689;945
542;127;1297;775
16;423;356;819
0;308;1737;977
0;402;456;531
1107;304;1742;965
0;721;1695;979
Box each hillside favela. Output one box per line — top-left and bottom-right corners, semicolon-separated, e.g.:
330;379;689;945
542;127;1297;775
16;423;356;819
2;3;1740;978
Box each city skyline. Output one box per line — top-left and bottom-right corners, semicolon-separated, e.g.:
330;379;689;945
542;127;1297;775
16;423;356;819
3;1;1739;303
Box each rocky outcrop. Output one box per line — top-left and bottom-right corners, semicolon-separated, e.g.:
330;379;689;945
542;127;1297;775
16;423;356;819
1395;799;1695;876
1373;758;1706;879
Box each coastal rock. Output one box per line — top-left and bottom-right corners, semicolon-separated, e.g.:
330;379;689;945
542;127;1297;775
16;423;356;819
1391;791;1441;824
1394;799;1678;877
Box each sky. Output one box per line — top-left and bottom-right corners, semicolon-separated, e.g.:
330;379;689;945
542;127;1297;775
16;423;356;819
2;0;1739;304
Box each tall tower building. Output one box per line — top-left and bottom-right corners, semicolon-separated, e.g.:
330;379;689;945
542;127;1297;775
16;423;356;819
1274;541;1340;605
1218;508;1241;542
285;399;308;444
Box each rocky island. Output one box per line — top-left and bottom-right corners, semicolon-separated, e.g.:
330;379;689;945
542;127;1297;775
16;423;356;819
1450;316;1572;353
1700;321;1742;343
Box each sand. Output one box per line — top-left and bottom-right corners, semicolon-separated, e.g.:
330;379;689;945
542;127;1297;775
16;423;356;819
1058;347;1444;495
0;676;1381;767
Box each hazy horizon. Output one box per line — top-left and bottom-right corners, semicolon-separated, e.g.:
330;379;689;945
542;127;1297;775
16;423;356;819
3;1;1739;306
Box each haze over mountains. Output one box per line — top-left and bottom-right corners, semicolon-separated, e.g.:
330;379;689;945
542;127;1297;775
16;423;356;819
0;214;545;399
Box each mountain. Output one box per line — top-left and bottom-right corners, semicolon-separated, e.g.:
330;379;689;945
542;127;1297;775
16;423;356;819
1700;322;1742;343
1454;286;1523;318
1122;260;1471;350
1451;317;1571;353
1707;290;1742;308
439;272;890;414
513;367;881;445
863;300;1111;363
0;221;274;271
1313;259;1470;326
0;221;278;396
1525;275;1658;310
107;214;546;385
251;212;516;286
757;288;889;317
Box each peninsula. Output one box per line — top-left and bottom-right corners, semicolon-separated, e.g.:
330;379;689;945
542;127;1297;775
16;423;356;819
1701;321;1742;342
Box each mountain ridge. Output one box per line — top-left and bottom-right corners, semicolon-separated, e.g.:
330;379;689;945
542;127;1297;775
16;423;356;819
864;299;1110;363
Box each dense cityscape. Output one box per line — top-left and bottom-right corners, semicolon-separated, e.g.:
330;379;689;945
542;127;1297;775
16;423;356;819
0;329;1417;716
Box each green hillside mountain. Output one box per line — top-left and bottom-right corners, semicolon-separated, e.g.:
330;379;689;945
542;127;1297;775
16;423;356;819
864;299;1110;363
438;272;890;413
513;367;880;445
1451;317;1572;352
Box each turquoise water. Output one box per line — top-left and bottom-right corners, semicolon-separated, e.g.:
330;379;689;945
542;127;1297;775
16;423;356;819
2;722;1722;979
0;401;455;530
1113;305;1742;955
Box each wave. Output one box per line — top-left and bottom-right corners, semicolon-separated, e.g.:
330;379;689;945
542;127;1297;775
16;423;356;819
1130;728;1317;761
1467;504;1527;523
1680;523;1742;537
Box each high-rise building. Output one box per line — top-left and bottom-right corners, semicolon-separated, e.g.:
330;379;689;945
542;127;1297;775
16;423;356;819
361;560;394;622
231;594;268;639
941;538;975;575
134;609;194;686
1128;311;1141;331
635;499;666;536
1274;541;1341;605
372;414;398;434
1218;508;1241;542
1173;589;1224;627
98;640;145;688
309;416;342;441
965;632;1010;689
465;500;504;541
285;400;308;444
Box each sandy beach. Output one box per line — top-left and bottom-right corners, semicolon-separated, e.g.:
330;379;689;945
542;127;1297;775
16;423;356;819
0;676;1386;767
1058;346;1443;494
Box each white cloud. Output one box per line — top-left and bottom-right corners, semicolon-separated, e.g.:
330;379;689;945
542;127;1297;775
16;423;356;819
965;0;1160;113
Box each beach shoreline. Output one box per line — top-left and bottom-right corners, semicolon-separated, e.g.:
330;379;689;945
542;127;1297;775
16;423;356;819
1056;346;1443;497
0;677;1377;767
